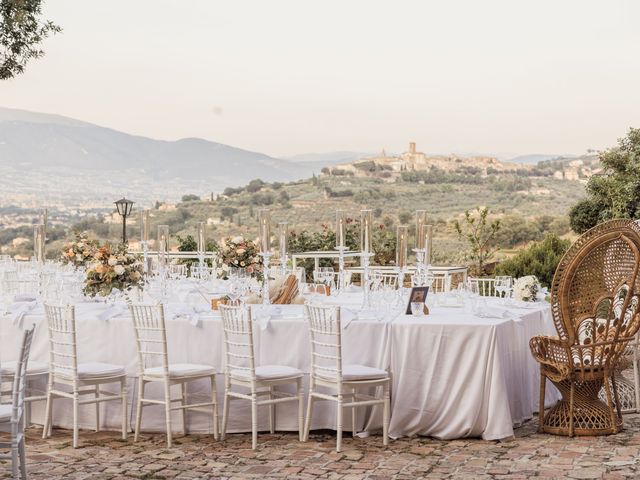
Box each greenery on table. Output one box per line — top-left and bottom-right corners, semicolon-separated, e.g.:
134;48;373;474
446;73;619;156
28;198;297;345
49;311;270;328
569;128;640;233
495;234;571;288
0;0;61;79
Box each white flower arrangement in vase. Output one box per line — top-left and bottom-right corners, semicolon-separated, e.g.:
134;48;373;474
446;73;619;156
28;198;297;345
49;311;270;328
513;275;540;302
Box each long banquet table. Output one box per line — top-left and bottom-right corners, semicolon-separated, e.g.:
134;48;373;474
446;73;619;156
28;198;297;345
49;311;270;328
0;294;558;441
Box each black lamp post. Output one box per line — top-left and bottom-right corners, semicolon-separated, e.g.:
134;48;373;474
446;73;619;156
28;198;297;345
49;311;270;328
115;197;134;244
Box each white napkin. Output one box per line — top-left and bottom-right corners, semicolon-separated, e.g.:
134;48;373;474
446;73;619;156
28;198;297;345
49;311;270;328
168;304;210;327
473;300;514;319
8;301;37;328
97;302;128;321
252;305;285;331
14;293;37;302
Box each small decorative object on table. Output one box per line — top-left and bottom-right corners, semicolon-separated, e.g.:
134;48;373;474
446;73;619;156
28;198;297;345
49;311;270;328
61;232;100;269
406;286;429;315
83;243;145;299
513;275;540;302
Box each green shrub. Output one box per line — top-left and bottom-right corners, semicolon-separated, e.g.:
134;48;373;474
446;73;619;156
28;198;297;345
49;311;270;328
495;234;571;288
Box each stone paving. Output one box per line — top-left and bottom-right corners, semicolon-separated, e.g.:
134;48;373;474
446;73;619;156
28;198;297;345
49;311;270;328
2;415;640;479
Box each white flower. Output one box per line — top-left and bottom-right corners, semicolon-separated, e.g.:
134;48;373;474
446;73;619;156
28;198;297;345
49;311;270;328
114;265;125;275
236;248;246;255
232;236;244;244
513;276;540;302
108;257;118;266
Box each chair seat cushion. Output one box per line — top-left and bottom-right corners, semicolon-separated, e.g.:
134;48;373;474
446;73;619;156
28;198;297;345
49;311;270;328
231;365;303;381
1;360;48;376
144;363;215;378
0;405;12;422
318;364;388;381
56;362;125;380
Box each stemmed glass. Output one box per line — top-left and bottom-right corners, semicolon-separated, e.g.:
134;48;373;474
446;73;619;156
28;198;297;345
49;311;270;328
495;276;513;303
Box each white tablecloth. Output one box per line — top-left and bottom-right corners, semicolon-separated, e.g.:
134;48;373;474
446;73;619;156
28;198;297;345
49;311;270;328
0;296;557;440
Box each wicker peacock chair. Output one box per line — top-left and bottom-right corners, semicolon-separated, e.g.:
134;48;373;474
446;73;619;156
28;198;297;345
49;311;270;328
530;219;640;436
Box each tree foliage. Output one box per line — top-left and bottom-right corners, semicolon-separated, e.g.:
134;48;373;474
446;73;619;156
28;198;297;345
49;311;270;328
495;234;571;288
452;207;501;275
569;128;640;233
1;0;61;79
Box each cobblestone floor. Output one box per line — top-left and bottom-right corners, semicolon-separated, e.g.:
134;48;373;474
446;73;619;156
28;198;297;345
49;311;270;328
1;415;640;479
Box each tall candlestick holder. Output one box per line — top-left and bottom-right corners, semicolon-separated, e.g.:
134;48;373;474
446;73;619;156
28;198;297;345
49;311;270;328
361;252;374;309
412;248;426;286
335;246;349;293
259;252;272;305
141;240;149;275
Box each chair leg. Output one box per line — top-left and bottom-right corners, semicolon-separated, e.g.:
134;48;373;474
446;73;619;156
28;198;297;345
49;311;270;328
72;391;79;449
383;381;390;446
181;382;188;436
134;378;144;442
611;374;623;420
303;388;314;442
268;386;275;435
163;381;173;448
11;441;18;479
634;358;640;413
538;371;546;432
42;390;53;439
603;374;618;432
569;381;575;438
210;375;219;440
297;378;304;442
121;378;128;440
221;387;230;441
251;391;258;450
336;393;343;453
351;387;356;437
95;385;100;432
18;436;26;480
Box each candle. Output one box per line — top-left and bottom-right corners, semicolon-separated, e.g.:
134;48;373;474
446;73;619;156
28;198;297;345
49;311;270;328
141;210;150;242
39;208;48;232
278;222;288;260
396;226;408;268
197;222;206;254
360;210;372;253
157;225;169;267
259;209;271;253
425;224;434;265
415;210;426;249
336;210;346;249
33;224;45;263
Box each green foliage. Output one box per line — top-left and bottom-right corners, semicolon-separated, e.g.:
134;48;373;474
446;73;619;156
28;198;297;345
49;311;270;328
246;179;265;193
495;234;571;288
181;194;200;202
569;128;640;232
223;186;244;196
0;0;61;79
569;198;606;234
220;206;238;220
398;211;412;224
453;207;501;275
493;216;544;248
176;234;218;271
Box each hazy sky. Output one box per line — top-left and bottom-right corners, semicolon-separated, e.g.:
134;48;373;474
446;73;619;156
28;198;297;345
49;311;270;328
1;0;639;157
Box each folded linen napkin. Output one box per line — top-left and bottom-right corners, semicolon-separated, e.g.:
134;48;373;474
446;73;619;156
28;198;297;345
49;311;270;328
8;301;38;328
97;302;128;321
168;304;210;327
251;305;285;331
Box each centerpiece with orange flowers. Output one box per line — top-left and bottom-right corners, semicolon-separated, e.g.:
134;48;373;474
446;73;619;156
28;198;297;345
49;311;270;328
61;232;100;269
83;243;145;298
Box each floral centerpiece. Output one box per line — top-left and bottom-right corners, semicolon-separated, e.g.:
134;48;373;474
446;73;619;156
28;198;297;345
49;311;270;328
61;232;100;269
83;243;145;298
216;236;263;280
513;275;540;302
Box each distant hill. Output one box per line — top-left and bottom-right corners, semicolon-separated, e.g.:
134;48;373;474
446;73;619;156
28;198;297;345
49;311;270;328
0;107;326;188
507;154;565;164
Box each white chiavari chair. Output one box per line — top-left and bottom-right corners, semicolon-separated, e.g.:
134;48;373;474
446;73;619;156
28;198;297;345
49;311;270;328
0;324;35;480
468;277;496;297
219;304;304;449
42;304;128;448
371;270;399;289
303;303;390;452
129;303;218;448
429;274;450;293
1;280;38;299
167;263;188;278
